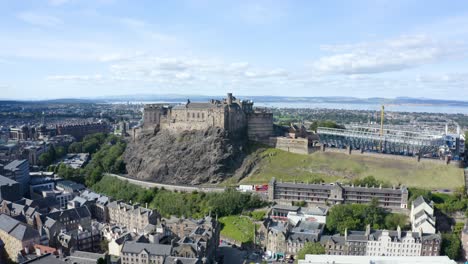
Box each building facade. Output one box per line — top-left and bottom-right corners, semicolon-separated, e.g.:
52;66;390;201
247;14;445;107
121;242;171;264
107;201;158;233
2;159;30;195
319;226;441;257
268;178;409;209
0;175;22;201
56;122;109;141
0;214;40;262
411;196;436;234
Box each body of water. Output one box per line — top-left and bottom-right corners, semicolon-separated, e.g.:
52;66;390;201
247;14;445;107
117;101;468;114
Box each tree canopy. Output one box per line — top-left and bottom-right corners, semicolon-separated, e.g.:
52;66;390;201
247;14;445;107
326;199;407;234
296;242;325;262
92;176;267;218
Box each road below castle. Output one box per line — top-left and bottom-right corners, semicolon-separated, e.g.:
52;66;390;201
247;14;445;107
105;173;226;193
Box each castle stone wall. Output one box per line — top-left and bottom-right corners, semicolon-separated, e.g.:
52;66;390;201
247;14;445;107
270;137;310;155
248;112;273;141
141;94;273;141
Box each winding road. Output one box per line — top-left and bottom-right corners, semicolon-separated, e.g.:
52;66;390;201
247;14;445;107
105;173;226;193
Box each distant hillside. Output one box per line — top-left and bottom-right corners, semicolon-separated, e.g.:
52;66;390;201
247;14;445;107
99;94;468;107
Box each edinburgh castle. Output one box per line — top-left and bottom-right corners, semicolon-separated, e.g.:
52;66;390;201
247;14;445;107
143;93;273;141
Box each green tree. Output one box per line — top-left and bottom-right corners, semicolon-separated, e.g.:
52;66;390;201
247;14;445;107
326;204;366;234
68;142;83;153
83;138;100;153
384;213;407;230
352;176;388;188
55;146;67;158
38;145;57;166
96;257;106;264
296;242;325;262
441;233;461;260
408;188;432;203
362;198;385;229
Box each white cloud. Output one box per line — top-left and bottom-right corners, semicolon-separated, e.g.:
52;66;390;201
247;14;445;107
315;35;464;75
17;12;63;27
244;69;288;78
47;55;292;89
46;74;103;81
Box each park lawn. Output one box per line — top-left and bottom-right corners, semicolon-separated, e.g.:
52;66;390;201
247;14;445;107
219;216;256;244
239;148;464;190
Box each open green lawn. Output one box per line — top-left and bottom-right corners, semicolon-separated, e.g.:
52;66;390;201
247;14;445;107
238;148;464;190
219;216;256;244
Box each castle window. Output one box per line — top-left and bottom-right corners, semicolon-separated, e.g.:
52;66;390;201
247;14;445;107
197;113;200;118
187;113;190;119
202;113;205;119
192;113;195;118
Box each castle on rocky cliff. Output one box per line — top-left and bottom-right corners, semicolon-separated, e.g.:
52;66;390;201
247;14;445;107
143;93;273;141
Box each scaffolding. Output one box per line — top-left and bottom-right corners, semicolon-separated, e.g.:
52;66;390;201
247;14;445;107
317;127;445;156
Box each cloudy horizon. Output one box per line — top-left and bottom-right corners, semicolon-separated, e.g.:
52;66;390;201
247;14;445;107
1;0;468;100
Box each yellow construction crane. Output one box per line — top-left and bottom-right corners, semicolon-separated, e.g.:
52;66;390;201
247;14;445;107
379;105;384;152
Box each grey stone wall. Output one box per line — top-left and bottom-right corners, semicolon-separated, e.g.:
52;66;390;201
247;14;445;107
248;112;273;141
270;137;310;155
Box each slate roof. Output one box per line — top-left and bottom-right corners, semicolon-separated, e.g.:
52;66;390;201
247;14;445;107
164;256;200;264
56;180;85;191
4;159;27;170
0;174;18;185
22;253;67;264
413;196;427;208
271;204;300;212
320;234;346;245
300;206;328;216
0;214;39;241
47;206;91;221
122;241;172;256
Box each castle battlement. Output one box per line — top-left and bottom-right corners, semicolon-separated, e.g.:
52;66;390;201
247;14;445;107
142;93;273;140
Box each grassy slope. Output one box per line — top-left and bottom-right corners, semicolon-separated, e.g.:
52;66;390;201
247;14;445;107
238;148;464;190
219;216;256;243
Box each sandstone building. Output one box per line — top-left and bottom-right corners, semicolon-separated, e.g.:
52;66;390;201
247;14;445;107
143;93;273;141
320;225;441;257
107;201;159;233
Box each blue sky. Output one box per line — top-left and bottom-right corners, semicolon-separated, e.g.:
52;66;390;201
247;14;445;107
1;0;468;100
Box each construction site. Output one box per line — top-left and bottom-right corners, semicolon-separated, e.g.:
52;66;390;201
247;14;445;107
317;106;466;162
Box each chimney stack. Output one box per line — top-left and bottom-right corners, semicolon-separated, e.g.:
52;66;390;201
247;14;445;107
227;93;233;105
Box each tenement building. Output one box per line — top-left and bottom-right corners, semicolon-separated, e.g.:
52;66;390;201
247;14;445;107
268;178;409;209
107;201;159;233
320;225;441;257
143;93;273;141
0;214;41;262
56;121;109;141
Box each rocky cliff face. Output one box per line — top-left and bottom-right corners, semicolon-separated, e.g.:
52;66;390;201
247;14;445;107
123;127;254;184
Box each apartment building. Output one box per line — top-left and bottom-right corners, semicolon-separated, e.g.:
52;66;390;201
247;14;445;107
107;201;158;233
268;178;409;209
